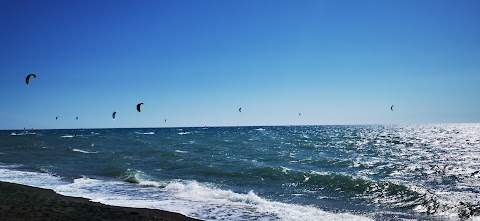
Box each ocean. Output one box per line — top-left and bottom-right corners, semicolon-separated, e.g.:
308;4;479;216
1;124;479;220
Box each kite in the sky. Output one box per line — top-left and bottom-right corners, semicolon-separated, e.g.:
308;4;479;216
239;108;242;112
26;74;36;85
391;105;394;111
137;103;144;112
112;112;117;120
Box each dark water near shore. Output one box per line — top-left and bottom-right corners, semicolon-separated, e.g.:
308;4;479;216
1;124;479;220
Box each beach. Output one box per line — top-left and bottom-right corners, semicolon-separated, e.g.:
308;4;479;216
0;181;200;221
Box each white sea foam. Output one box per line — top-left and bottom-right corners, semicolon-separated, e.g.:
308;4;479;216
280;166;291;173
162;181;373;221
134;131;156;135
10;132;36;136
0;166;66;189
0;166;373;221
72;148;98;154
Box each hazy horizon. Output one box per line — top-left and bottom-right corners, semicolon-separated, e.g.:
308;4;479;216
5;122;480;132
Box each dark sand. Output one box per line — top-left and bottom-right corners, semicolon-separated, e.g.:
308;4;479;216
0;181;202;221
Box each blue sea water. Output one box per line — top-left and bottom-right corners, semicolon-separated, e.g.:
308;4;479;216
1;124;479;220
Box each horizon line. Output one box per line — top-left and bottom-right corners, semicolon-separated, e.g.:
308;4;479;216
2;122;480;131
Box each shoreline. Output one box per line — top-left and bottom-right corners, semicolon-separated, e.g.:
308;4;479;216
0;181;201;221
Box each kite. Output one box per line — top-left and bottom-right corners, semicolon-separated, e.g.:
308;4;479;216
137;103;144;112
26;74;36;85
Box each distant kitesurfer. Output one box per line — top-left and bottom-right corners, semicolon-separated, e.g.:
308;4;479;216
25;73;36;85
137;103;144;112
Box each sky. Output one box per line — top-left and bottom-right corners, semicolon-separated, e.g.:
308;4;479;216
1;0;479;130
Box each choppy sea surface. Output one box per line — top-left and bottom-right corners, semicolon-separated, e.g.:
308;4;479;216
1;124;479;220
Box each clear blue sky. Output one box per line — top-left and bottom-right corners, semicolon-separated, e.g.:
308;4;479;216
1;0;479;129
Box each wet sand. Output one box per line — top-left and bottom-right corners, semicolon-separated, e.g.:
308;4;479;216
0;181;201;221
